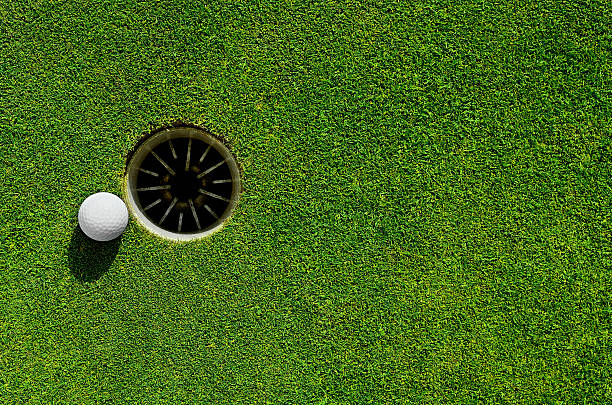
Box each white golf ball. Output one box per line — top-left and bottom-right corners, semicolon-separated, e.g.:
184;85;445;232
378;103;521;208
78;192;129;241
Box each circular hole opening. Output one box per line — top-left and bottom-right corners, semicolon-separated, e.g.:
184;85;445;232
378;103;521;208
125;126;241;241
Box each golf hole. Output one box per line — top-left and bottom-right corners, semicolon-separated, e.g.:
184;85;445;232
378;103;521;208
125;126;241;241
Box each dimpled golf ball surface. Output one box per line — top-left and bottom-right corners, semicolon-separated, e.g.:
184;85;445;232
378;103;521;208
78;192;129;241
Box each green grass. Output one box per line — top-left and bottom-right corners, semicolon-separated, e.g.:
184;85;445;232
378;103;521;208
1;0;611;402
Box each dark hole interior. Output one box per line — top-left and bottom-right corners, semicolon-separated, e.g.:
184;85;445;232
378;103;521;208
170;171;201;201
135;136;234;233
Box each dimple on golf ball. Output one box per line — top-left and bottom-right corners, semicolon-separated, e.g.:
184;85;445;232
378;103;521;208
78;192;129;241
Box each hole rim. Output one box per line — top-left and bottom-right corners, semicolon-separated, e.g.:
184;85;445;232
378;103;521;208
124;126;241;241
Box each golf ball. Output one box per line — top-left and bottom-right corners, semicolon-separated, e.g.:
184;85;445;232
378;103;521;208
78;192;129;241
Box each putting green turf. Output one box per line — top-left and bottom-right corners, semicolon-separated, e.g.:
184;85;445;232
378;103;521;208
1;0;611;402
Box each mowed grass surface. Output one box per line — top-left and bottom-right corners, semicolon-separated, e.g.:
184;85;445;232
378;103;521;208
1;0;611;402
